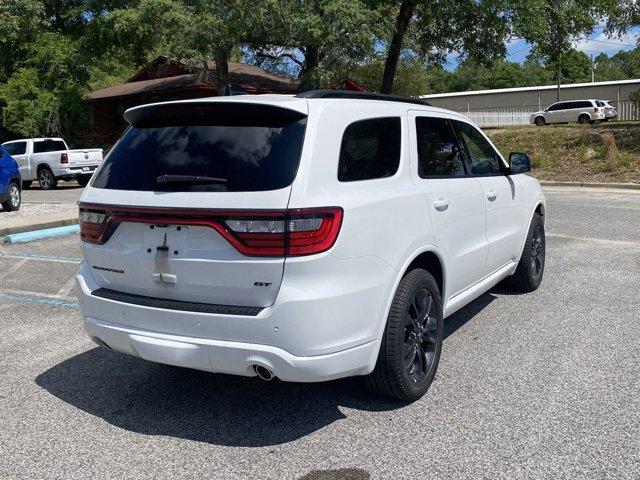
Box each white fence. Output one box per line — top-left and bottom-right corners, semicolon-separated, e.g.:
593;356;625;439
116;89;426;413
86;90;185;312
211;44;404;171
459;101;637;128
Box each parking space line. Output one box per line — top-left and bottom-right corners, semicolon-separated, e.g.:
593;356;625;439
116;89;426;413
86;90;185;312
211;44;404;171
0;252;81;264
0;258;28;281
0;290;79;309
56;276;77;297
548;233;640;247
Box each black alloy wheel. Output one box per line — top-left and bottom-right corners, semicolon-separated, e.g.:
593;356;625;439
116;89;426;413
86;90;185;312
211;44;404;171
365;269;444;402
503;212;545;292
403;287;439;384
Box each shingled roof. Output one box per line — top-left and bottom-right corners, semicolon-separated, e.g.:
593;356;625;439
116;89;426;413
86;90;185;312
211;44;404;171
86;56;297;101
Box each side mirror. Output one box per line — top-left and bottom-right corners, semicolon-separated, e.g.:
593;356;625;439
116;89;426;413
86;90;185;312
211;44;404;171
509;152;531;174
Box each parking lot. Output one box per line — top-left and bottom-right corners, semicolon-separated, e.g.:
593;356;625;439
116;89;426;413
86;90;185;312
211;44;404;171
0;186;638;479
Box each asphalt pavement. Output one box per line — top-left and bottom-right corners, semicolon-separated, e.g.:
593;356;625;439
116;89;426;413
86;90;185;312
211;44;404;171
0;186;638;479
21;181;84;205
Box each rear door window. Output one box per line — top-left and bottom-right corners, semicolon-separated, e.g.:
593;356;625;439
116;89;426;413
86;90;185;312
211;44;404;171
4;142;27;155
415;117;466;177
33;140;66;153
91;104;307;192
338;117;401;182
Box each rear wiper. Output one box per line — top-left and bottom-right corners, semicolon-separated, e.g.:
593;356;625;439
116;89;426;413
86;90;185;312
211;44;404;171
156;174;227;185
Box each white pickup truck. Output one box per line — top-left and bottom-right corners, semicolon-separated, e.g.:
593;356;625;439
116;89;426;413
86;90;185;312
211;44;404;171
1;138;103;189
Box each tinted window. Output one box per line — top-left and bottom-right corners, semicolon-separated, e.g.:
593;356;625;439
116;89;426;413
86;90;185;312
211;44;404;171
33;140;66;153
548;103;564;111
454;121;503;175
564;101;579;109
338;117;400;182
92;104;307;192
596;100;605;107
4;142;26;155
575;101;592;108
416;117;465;177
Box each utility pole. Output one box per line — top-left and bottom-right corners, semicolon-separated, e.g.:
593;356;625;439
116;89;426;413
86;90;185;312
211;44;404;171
557;52;562;102
591;54;596;82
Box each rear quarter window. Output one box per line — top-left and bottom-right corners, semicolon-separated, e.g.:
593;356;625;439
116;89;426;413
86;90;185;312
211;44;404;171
338;117;401;182
91;104;307;192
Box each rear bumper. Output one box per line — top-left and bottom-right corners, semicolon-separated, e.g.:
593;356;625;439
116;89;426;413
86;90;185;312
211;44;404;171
83;317;378;382
75;253;392;381
54;165;99;178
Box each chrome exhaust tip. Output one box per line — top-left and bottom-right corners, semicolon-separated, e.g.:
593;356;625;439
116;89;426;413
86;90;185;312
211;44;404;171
253;365;275;381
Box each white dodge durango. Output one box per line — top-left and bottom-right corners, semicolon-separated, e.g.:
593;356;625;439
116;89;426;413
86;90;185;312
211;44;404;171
76;91;546;401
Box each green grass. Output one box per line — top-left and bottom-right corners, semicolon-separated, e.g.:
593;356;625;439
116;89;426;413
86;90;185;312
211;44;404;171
486;122;640;184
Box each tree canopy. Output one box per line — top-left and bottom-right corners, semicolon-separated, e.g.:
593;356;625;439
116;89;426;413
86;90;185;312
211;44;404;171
0;0;636;144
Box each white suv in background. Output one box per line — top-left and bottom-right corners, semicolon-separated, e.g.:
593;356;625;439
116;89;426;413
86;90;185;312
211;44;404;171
76;92;546;401
530;99;606;126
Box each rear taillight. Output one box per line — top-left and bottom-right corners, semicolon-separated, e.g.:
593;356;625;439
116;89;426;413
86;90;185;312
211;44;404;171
60;153;68;164
78;204;343;256
79;208;108;244
594;107;599;113
223;208;342;256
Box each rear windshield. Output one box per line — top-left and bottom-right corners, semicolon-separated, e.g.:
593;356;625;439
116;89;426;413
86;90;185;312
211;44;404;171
33;140;66;153
91;104;307;192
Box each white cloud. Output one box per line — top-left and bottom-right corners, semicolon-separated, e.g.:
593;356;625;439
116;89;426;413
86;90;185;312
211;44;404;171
573;31;639;55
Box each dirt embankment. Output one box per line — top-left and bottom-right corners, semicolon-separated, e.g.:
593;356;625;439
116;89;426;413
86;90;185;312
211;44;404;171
486;122;640;184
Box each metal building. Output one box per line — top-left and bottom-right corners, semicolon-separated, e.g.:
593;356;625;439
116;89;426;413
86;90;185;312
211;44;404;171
420;79;640;127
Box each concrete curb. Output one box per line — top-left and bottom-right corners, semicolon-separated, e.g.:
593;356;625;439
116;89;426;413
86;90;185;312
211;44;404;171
0;213;78;237
540;181;640;190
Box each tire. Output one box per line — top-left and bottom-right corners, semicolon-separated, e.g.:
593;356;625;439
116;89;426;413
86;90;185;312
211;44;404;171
534;116;546;126
504;213;545;292
1;181;21;212
37;167;57;190
76;174;91;188
22;180;32;189
365;268;444;402
578;114;590;125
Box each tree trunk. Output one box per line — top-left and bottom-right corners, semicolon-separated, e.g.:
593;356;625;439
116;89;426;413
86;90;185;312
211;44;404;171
298;45;320;92
215;49;230;96
380;1;415;94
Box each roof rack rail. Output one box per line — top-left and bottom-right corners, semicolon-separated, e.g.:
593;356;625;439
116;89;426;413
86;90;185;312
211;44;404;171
296;89;431;106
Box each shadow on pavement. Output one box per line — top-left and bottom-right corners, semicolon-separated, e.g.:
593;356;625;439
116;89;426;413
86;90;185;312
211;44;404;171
36;348;400;447
36;292;497;447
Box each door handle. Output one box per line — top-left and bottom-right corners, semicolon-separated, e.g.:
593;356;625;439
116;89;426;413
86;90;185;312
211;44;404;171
433;197;450;211
486;190;497;201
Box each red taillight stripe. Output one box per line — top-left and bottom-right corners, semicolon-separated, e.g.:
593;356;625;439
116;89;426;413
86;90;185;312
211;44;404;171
78;203;342;257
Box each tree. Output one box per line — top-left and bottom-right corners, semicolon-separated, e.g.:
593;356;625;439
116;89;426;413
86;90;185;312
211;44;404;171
377;0;510;93
0;32;90;143
350;57;452;96
0;0;47;81
511;0;609;100
606;2;640;36
105;0;261;95
248;0;382;91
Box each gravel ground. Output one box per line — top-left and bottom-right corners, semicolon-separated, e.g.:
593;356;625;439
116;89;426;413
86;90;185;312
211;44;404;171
0;202;77;217
0;186;638;480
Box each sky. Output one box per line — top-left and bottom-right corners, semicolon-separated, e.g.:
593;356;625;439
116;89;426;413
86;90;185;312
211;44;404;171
444;26;640;70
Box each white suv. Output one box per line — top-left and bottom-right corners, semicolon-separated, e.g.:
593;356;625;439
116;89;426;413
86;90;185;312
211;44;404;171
76;91;546;401
530;99;606;125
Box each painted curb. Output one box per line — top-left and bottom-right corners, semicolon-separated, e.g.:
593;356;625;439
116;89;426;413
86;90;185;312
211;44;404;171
540;181;640;190
0;215;78;237
3;224;79;244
